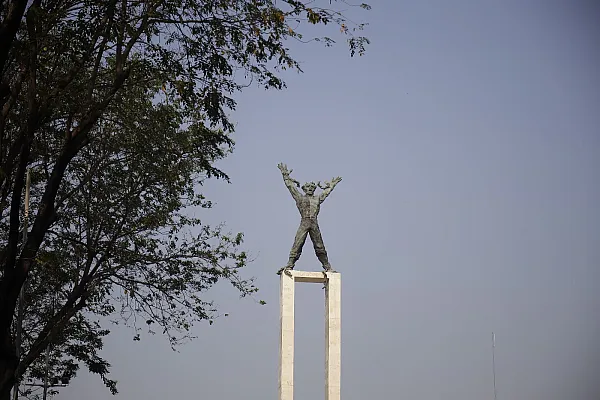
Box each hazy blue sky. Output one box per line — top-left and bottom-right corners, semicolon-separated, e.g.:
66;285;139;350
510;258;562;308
62;1;599;399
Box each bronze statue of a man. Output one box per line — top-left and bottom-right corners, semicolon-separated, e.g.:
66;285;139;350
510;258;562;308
277;163;342;274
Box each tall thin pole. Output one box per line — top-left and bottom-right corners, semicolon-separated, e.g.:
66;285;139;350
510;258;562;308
42;345;49;400
42;292;57;400
492;332;497;400
13;169;31;400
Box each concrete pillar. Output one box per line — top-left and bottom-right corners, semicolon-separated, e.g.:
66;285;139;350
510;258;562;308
325;272;341;400
279;271;295;400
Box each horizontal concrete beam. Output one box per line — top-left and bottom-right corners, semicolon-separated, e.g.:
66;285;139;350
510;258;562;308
288;270;327;283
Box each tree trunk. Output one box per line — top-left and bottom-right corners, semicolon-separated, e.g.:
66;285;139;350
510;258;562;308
0;330;17;400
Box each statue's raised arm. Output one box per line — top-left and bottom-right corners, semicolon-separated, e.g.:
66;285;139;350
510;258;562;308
278;163;301;201
318;177;342;203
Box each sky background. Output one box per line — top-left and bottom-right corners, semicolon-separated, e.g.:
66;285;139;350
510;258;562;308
61;1;600;399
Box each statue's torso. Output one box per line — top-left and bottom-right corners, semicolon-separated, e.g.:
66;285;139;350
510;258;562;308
296;195;320;219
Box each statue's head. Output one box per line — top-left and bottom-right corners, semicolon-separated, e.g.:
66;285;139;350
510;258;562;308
301;182;317;196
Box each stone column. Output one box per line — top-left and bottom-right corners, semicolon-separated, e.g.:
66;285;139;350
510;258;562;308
325;272;341;400
279;271;295;400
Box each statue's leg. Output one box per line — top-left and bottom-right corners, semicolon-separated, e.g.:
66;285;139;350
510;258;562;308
309;222;332;271
281;221;309;271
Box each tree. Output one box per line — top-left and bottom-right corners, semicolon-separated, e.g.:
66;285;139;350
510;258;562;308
0;0;369;398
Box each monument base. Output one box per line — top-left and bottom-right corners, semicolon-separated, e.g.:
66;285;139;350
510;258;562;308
278;270;341;400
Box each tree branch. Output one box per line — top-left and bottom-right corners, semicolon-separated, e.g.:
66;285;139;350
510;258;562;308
16;290;89;379
0;0;28;77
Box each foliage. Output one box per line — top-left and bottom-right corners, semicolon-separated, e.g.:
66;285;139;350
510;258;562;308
0;0;369;398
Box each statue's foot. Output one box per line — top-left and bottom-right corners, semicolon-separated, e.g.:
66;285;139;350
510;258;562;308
323;264;337;273
277;265;294;275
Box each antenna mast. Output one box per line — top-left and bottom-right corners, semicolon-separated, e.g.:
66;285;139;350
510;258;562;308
13;169;31;400
492;332;497;400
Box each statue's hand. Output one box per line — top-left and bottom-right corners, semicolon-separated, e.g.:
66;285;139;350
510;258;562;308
277;163;292;176
331;176;342;185
318;181;330;190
